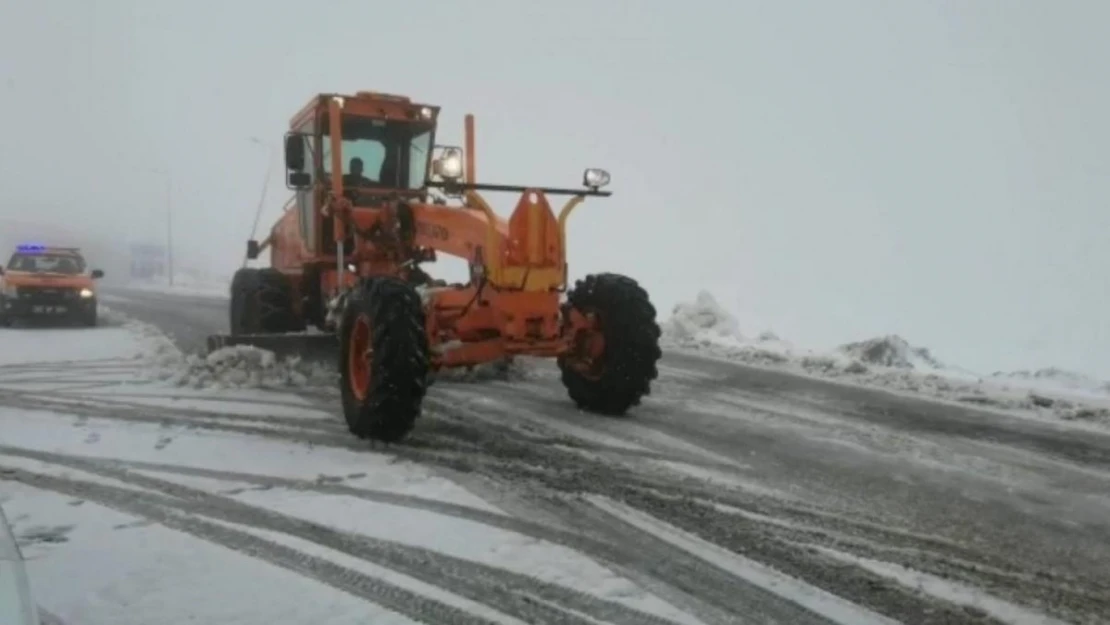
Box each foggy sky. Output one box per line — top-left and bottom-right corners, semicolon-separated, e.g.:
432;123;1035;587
0;0;1106;378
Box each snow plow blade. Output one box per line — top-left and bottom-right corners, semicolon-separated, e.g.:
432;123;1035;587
205;332;339;364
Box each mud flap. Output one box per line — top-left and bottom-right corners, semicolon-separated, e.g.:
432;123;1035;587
206;332;339;364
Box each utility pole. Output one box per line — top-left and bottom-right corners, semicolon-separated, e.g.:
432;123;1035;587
166;173;174;286
149;167;174;286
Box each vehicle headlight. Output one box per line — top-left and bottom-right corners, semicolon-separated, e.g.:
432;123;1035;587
583;168;611;189
1;285;16;297
79;288;94;298
434;147;464;181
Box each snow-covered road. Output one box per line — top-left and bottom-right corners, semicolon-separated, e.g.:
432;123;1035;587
1;294;1107;624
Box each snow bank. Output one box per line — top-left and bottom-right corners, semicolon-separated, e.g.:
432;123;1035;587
992;367;1110;396
661;291;807;368
837;335;944;371
153;346;338;390
660;292;1110;428
663;291;743;344
108;313;336;390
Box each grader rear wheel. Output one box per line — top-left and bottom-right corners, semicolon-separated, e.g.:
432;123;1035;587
558;273;662;415
338;276;430;443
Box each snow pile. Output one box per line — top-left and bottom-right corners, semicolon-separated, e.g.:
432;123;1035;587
661;292;841;370
155;346;337;389
837;335;944;370
663;291;744;344
160;347;533;390
106;309;336;389
660;292;1110;428
992;367;1110;394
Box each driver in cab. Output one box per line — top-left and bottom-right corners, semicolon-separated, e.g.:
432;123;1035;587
342;157;377;206
342;156;400;205
343;157;374;188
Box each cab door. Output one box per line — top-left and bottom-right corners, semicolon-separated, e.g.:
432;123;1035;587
294;120;318;257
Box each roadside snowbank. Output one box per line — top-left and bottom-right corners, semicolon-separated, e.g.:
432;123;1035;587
838;335;944;371
661;291;1110;427
990;367;1110;400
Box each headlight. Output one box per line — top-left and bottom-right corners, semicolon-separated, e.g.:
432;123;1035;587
583;168;611;189
79;288;94;298
1;285;16;297
434;148;464;181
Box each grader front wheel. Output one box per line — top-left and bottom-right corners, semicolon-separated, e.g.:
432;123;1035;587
338;277;430;443
558;273;663;415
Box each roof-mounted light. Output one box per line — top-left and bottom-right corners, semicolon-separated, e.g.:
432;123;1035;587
16;244;46;253
582;168;611;190
433;147;464;181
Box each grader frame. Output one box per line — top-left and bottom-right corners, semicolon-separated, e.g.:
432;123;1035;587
207;91;662;442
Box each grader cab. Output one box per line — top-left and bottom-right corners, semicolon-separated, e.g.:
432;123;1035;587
206;91;662;442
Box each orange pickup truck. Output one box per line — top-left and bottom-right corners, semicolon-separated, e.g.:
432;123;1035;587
0;244;105;327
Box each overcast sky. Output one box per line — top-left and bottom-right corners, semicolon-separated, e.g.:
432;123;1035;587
0;0;1106;378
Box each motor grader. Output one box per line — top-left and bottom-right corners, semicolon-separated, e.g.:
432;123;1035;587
207;91;662;442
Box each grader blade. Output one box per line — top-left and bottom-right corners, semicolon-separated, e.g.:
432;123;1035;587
205;332;339;364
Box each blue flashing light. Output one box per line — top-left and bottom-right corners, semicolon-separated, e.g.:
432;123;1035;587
16;244;46;253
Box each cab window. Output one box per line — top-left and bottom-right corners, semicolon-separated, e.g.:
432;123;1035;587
320;115;433;190
6;253;86;274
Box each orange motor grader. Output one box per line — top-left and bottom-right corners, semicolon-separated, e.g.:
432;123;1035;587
206;91;662;442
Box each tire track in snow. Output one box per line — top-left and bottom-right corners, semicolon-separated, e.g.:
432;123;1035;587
0;467;505;625
27;381;1069;625
0;389;340;436
3;447;744;624
367;403;1044;625
670;354;1110;470
33;452;792;625
58;388;326;411
390;408;1016;624
5;373;1081;621
0;357;140;372
582;496;901;625
0;387;740;477
0;449;695;625
528;495;837;625
422;392;746;473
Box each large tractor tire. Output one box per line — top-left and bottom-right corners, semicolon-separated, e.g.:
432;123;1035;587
338;276;430;443
558;273;662;415
229;267;301;335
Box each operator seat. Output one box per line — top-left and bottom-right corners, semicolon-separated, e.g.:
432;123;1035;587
379;155;400;188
